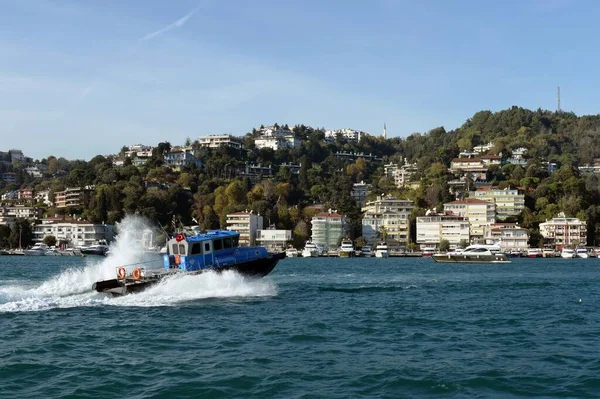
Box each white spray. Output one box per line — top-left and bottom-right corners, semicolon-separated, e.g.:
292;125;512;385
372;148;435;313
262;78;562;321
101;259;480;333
0;215;277;312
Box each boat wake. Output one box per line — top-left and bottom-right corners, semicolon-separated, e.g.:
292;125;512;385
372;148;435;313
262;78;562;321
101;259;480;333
0;215;277;313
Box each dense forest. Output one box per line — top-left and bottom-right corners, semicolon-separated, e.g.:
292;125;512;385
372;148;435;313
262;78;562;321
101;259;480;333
3;106;600;248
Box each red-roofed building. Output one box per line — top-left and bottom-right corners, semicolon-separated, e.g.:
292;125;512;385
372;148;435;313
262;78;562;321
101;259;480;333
17;188;34;201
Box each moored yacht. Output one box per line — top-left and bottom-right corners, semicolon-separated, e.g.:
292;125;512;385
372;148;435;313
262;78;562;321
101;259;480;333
285;247;299;257
432;244;510;263
24;243;49;256
542;247;557;258
374;242;389;258
561;248;575;259
527;248;543;258
338;239;355;257
575;247;589;259
80;242;110;256
301;240;319;258
360;245;373;257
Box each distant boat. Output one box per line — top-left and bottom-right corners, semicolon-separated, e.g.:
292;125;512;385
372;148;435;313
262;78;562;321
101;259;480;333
575;247;589;259
301;241;319;258
23;243;48;256
432;245;510;263
285;247;299;257
338;239;354;258
80;242;110;256
542;247;556;258
360;245;373;257
527;248;543;258
561;248;575;259
374;242;389;258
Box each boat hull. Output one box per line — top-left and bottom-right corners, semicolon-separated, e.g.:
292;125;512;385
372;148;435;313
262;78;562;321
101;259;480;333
93;253;282;296
80;249;108;256
375;251;389;258
432;253;510;263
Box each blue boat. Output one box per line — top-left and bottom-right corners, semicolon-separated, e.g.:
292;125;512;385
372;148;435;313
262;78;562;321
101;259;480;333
93;230;284;296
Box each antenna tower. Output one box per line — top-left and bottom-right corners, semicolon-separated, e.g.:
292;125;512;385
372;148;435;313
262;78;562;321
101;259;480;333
557;86;561;112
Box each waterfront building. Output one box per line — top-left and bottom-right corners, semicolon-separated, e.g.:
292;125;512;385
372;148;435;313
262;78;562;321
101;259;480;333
443;198;496;242
311;209;348;250
539;212;587;248
484;223;529;252
470;187;525;219
256;228;292;251
197;134;243;150
416;211;470;250
362;195;414;248
32;218;115;247
226;211;264;246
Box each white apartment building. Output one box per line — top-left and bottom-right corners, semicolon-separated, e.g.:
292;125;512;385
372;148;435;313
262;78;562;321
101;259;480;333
311;210;348;250
539;212;587;248
35;190;53;207
470;187;525;219
416;212;470;250
197;134;243;150
32;218;115;247
256;229;292;250
226;211;264;246
443;198;496;242
384;162;418;188
484;223;529;251
0;206;43;228
254;126;301;150
473;142;493;153
324;128;365;142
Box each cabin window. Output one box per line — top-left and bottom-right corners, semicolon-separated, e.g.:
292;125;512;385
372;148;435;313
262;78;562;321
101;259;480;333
213;239;223;251
179;244;186;255
223;237;232;249
204;242;210;252
172;244;179;255
191;243;202;255
233;236;239;247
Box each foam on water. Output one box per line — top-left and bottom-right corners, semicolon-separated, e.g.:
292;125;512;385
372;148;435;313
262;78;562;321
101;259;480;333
0;215;277;312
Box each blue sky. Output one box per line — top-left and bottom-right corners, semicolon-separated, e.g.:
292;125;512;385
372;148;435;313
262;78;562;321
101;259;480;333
1;0;599;160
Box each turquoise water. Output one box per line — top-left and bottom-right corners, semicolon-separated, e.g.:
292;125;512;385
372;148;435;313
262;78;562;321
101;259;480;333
1;255;600;398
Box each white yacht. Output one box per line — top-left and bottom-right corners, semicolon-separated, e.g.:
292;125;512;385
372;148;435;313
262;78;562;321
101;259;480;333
561;248;575;259
360;246;373;257
338;239;355;258
374;242;389;258
575;247;589;259
432;244;510;263
45;247;62;256
285;247;299;258
527;248;543;258
24;243;49;256
301;241;320;258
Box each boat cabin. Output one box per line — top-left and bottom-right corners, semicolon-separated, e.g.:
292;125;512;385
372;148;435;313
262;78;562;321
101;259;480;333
163;229;269;272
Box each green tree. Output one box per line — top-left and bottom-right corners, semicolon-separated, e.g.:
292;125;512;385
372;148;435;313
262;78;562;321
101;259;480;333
43;235;57;247
439;239;450;252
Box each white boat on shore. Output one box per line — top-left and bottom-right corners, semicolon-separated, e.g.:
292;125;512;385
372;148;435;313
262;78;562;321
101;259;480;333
575;247;588;258
374;242;389;258
432;245;510;263
338;239;355;257
360;246;373;257
301;241;319;258
561;248;575;259
285;247;299;257
23;243;49;256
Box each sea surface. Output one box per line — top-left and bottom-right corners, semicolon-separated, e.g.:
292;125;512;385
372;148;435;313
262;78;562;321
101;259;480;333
1;254;600;398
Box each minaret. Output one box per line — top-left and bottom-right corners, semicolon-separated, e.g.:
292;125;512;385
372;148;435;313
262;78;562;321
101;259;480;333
383;123;387;139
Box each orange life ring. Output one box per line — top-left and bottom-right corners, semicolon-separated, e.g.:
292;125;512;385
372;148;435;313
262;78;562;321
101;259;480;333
117;267;126;279
132;268;142;280
174;254;181;264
